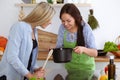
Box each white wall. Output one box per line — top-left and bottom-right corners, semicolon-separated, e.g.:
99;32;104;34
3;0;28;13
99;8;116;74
92;0;120;49
0;0;120;49
0;0;22;37
1;0;120;79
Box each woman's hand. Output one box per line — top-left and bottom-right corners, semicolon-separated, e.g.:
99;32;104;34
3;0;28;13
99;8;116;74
34;68;45;79
25;68;45;80
73;46;85;54
74;46;98;57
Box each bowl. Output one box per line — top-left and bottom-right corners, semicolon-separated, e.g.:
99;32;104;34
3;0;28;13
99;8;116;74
111;51;120;58
97;50;107;56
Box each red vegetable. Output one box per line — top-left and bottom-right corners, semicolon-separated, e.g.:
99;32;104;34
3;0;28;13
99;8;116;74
0;36;8;49
117;44;120;50
104;66;108;74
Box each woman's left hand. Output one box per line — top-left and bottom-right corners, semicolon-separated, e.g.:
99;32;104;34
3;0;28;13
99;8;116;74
73;46;84;54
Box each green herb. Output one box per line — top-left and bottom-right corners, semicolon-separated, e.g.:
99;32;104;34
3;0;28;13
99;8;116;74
47;0;53;4
103;41;119;52
88;9;99;30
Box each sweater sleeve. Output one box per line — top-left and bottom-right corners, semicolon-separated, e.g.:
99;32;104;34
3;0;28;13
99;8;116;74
6;23;29;76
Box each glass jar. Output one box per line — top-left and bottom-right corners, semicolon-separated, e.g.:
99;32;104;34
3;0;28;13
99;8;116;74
31;0;36;4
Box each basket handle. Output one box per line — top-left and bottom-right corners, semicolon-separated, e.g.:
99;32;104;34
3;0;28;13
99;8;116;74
115;35;120;45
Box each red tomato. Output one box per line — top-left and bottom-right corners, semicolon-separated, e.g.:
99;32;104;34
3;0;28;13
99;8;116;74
0;36;7;49
104;66;108;74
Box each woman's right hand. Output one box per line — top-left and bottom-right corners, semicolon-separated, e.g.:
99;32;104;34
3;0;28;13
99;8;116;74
25;70;45;80
34;68;45;79
73;46;84;54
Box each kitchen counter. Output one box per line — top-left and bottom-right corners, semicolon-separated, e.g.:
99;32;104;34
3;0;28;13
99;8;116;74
37;51;120;62
0;55;2;60
1;51;120;62
95;56;120;62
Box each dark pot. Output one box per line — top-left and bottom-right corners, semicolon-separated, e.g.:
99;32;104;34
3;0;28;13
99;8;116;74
52;48;73;63
97;49;107;56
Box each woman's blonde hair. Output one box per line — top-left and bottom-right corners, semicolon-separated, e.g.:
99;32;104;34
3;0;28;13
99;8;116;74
22;2;55;26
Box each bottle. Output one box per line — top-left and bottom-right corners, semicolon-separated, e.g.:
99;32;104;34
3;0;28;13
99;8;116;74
31;0;36;4
108;55;116;80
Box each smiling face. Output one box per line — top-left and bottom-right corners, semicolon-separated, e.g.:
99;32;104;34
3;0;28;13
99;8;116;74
61;13;77;32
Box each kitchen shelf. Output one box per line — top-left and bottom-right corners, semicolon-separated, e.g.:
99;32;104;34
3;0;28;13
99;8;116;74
14;3;94;61
15;3;91;7
15;3;91;21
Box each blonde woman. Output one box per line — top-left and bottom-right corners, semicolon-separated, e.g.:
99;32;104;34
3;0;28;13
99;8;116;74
0;2;55;80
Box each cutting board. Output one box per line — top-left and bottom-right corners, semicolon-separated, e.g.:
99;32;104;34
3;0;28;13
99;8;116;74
37;29;57;51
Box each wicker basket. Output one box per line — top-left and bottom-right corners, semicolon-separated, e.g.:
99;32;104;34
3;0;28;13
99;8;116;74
111;51;120;58
111;36;120;57
115;35;120;44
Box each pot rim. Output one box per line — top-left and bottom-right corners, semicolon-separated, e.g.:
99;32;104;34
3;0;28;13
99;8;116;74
53;48;73;50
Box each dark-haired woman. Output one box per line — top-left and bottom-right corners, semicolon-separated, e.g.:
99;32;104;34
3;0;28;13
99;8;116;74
56;3;98;80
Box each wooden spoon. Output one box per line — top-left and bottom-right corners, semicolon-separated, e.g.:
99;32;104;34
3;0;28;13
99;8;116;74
42;49;53;69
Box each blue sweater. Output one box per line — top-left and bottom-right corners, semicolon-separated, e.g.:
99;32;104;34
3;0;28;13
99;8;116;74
0;21;39;80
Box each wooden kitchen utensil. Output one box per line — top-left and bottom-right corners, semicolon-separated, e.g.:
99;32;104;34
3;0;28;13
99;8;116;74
42;49;53;69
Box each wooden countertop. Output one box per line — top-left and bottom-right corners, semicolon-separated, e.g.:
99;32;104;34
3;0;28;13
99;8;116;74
38;51;120;62
95;56;120;62
0;55;2;60
1;51;120;62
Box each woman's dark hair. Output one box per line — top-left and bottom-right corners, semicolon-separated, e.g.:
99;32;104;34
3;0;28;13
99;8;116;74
60;3;85;46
